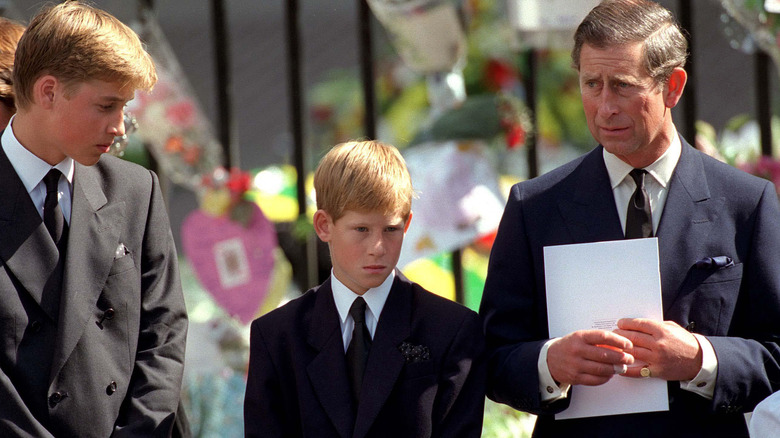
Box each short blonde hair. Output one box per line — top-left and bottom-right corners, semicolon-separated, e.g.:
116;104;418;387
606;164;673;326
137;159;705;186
0;17;25;112
314;140;414;222
13;1;157;111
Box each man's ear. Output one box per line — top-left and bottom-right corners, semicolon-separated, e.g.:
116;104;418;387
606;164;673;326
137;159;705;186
34;75;58;109
313;210;333;242
663;67;687;109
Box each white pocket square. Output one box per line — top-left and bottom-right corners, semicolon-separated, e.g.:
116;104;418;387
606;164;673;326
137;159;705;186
115;243;130;259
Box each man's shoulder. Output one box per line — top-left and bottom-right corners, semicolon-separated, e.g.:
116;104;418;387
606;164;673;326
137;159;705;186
514;147;598;194
691;147;773;195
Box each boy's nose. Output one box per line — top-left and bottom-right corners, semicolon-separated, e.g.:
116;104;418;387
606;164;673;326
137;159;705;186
109;111;126;137
369;235;387;256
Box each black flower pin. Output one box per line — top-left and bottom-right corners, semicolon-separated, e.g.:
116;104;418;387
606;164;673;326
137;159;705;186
398;341;431;363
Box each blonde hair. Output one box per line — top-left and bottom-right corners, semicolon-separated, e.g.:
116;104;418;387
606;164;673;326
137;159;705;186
314;140;414;222
13;1;157;111
0;17;25;112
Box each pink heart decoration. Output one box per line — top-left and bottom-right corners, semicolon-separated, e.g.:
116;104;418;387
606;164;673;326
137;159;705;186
181;204;278;324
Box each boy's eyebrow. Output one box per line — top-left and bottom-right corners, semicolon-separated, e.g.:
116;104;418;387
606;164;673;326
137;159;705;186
100;96;129;102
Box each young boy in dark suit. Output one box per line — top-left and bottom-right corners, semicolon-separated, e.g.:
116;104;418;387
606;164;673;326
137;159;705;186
0;2;187;436
244;140;486;437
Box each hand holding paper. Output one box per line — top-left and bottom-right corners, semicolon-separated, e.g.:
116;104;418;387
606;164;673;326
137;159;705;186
544;238;669;419
614;318;703;381
547;329;635;386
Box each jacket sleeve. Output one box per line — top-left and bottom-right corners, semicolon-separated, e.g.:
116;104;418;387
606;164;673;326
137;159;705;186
244;320;288;438
113;170;188;437
432;310;487;437
708;181;780;414
479;184;570;416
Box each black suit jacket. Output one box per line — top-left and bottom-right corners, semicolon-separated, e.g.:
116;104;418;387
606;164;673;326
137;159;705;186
0;147;188;437
479;140;780;437
244;272;486;438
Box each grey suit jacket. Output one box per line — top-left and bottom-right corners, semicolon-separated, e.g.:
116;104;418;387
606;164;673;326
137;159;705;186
480;139;780;437
0;147;188;437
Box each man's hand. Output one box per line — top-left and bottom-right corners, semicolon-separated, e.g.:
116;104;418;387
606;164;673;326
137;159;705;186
614;318;702;381
547;329;635;386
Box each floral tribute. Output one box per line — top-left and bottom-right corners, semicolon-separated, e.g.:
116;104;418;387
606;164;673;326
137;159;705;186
739;155;780;193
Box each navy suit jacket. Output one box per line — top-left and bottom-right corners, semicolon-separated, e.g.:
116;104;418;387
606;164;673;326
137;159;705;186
244;272;486;438
479;140;780;437
0;147;187;437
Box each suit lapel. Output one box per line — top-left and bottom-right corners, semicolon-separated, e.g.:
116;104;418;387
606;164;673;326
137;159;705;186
656;140;718;313
306;280;356;438
50;163;124;379
0;147;61;320
353;273;412;438
557;147;625;243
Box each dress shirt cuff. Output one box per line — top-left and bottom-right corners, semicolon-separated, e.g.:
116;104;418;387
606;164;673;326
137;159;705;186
679;333;717;399
539;338;571;403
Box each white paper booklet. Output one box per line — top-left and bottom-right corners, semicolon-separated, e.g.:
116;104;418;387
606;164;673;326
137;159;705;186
544;238;669;419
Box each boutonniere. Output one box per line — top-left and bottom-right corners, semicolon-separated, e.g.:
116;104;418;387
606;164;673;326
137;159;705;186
398;341;431;363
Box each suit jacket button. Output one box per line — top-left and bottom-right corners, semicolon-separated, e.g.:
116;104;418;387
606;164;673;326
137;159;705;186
30;321;42;333
686;321;696;331
106;381;117;395
104;308;115;320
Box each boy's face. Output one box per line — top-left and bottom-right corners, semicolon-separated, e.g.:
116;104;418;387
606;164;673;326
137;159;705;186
41;77;133;165
314;208;411;295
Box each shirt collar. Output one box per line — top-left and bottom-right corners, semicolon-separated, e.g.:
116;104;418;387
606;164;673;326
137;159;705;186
603;130;681;189
3;115;75;193
331;269;395;325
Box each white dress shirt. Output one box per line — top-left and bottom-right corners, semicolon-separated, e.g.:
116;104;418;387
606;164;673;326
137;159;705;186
539;131;718;402
331;269;394;352
2;116;74;224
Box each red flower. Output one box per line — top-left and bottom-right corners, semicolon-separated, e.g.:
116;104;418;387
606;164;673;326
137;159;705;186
485;59;518;92
226;168;252;195
505;124;526;150
166;100;196;128
165;136;184;153
311;105;333;123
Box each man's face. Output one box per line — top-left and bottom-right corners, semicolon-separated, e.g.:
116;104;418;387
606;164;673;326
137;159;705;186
578;42;673;167
315;209;410;295
47;79;133;166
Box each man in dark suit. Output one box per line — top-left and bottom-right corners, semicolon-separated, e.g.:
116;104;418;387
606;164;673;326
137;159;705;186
244;140;486;438
0;3;187;436
479;1;780;436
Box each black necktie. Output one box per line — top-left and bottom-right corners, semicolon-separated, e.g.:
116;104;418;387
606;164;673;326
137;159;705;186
346;297;372;404
625;169;653;239
43;169;66;245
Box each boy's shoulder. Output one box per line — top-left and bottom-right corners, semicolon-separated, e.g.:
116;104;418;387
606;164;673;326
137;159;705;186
399;274;480;326
250;282;325;333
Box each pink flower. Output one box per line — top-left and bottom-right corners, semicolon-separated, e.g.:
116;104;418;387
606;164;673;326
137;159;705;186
166;100;196;128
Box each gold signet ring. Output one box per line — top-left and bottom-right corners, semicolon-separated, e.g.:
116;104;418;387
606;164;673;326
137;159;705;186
640;366;652;378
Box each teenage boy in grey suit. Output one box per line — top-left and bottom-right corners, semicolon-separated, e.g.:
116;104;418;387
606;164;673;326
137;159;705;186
0;2;187;436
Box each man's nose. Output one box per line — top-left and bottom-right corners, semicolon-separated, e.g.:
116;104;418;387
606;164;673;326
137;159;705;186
598;88;619;116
